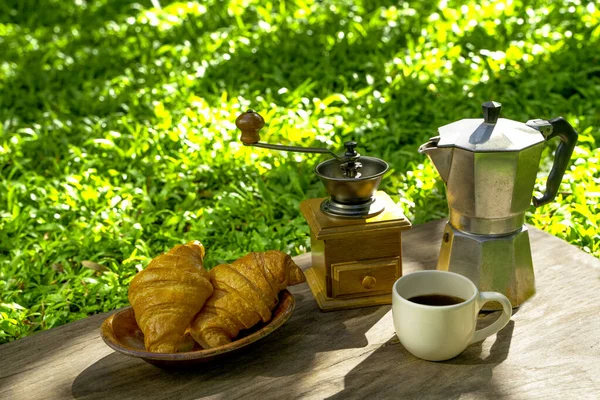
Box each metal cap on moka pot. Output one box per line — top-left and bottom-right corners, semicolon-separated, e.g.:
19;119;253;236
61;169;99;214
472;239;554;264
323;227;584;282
235;110;389;218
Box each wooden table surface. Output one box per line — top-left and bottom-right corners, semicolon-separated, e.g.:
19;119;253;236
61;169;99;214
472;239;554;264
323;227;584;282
1;219;599;400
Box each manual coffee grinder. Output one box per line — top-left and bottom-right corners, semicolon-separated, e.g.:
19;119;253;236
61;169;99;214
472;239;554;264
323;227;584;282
419;101;577;309
236;110;411;311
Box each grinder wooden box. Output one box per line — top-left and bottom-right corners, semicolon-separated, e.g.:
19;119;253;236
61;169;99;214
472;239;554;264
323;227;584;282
301;191;411;311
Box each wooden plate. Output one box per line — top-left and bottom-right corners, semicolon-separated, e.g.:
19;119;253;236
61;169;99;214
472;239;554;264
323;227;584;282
100;290;295;368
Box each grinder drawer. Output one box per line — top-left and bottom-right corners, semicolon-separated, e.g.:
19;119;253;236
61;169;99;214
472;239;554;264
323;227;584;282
331;256;400;298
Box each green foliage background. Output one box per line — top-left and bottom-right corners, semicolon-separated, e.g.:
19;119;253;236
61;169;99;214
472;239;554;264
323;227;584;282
1;0;599;343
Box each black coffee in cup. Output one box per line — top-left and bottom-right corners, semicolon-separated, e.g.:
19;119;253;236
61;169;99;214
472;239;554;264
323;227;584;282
407;294;465;306
394;271;513;361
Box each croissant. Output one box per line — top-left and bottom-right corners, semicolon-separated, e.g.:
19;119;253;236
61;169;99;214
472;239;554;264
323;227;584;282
189;250;305;349
128;241;213;353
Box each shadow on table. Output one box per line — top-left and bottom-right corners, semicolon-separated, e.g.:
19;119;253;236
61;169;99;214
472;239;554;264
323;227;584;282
327;320;515;399
71;288;389;399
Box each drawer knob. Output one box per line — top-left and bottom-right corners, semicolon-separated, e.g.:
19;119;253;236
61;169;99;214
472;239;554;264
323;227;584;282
362;275;377;290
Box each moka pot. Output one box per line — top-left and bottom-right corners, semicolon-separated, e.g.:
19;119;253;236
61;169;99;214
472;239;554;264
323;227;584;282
419;101;578;309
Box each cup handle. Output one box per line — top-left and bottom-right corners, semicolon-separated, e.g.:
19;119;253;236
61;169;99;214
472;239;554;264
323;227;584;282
470;292;513;344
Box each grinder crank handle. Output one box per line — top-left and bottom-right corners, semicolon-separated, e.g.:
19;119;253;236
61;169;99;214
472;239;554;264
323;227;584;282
526;117;578;207
234;109;360;162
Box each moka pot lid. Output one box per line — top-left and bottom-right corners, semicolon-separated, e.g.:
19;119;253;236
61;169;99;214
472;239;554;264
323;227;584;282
436;101;545;152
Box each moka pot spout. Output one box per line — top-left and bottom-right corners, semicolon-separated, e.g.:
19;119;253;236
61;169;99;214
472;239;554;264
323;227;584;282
418;136;452;184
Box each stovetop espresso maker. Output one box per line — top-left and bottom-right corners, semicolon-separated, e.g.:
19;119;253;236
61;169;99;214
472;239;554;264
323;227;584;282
419;101;578;309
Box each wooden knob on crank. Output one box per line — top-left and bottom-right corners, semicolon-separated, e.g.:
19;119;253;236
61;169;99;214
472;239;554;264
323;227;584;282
362;275;377;290
235;109;265;144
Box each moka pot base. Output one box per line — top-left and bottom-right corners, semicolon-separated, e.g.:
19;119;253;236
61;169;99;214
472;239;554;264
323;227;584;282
437;222;536;311
301;191;411;311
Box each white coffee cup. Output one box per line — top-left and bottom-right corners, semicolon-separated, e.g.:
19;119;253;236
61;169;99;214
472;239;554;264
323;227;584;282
392;270;512;361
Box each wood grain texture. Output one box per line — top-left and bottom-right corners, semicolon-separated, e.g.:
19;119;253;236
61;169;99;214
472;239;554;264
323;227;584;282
305;267;394;312
332;256;399;298
301;191;408;305
1;219;599;400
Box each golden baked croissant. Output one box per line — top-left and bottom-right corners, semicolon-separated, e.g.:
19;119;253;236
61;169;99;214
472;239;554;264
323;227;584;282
189;251;305;349
128;241;213;353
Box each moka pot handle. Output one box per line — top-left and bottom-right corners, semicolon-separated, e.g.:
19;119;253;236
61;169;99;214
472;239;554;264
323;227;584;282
526;117;578;207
